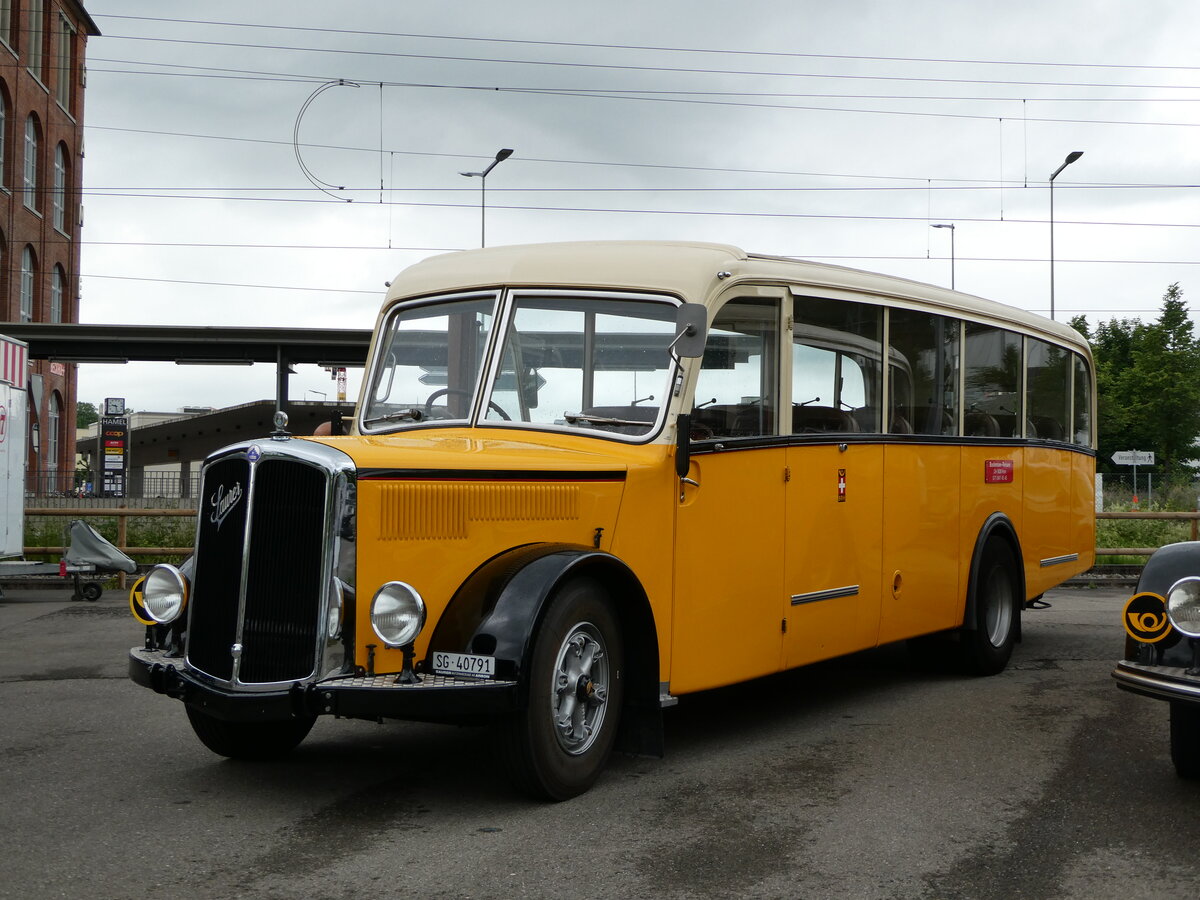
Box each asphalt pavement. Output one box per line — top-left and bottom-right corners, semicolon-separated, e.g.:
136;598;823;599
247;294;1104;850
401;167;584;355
2;581;1197;899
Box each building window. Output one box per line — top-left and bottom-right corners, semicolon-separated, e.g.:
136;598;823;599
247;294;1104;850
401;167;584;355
47;391;60;472
52;143;66;231
0;0;11;48
27;0;44;77
19;245;36;321
54;14;74;110
23;114;37;211
50;264;63;322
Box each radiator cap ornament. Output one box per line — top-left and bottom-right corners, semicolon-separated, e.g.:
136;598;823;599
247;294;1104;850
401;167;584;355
271;410;291;441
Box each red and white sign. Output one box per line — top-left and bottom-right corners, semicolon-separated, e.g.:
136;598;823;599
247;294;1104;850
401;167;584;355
0;337;27;389
837;468;847;502
984;459;1014;484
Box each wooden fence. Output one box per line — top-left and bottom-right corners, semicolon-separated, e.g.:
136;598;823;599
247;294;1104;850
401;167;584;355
1094;510;1200;557
21;507;1200;569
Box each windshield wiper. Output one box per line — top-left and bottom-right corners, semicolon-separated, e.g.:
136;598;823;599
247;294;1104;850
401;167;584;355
563;411;648;427
363;408;425;426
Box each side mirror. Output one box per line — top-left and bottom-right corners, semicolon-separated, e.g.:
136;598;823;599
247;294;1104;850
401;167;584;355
669;304;708;359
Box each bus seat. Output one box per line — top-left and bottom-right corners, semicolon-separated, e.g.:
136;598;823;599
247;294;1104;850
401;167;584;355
1030;416;1064;440
792;405;859;434
964;411;1001;437
912;407;956;435
889;414;913;434
732;404;774;436
992;414;1019;437
851;406;881;433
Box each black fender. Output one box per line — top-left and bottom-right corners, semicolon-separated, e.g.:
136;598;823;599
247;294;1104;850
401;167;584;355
427;542;664;756
1125;542;1199;667
963;513;1025;639
1136;542;1200;597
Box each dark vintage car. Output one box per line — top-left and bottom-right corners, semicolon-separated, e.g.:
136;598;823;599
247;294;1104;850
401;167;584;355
1112;542;1200;778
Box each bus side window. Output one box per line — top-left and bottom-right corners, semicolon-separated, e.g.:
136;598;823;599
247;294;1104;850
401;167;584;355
887;308;960;436
792;295;883;434
964;322;1022;437
1072;352;1092;446
692;297;780;438
1027;337;1071;442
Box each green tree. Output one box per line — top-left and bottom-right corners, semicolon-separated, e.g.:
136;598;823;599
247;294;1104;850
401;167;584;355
76;401;98;429
1086;283;1200;473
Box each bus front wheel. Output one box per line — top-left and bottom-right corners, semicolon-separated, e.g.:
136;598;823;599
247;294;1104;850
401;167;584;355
496;577;625;801
185;706;316;760
960;539;1020;676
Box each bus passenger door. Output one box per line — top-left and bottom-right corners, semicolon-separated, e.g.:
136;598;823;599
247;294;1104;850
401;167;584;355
672;292;787;694
783;297;886;667
783;444;883;667
674;448;787;692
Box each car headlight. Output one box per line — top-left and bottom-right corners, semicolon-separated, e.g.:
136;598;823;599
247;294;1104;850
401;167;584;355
370;582;426;647
142;564;188;625
1167;577;1200;638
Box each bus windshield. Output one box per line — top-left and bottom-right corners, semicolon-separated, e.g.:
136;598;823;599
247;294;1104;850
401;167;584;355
363;291;680;439
363;292;499;428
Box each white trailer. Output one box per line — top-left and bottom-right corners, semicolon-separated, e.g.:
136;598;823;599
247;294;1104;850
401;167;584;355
1;334;29;559
0;334;136;598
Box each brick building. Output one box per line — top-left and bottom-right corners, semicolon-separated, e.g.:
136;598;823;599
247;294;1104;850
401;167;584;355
0;0;97;490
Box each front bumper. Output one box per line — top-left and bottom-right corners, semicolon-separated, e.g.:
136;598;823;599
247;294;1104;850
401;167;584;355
1113;659;1200;705
130;647;518;723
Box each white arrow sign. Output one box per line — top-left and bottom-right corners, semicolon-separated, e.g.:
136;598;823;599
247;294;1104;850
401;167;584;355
1112;450;1155;466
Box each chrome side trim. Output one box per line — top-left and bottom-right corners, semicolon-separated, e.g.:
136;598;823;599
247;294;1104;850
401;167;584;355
791;584;860;606
1040;553;1080;568
1113;661;1200;703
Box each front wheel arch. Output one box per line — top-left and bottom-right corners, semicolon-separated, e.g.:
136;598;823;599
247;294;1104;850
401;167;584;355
428;544;663;755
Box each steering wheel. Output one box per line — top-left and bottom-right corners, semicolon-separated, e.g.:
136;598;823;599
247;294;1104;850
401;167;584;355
423;387;511;421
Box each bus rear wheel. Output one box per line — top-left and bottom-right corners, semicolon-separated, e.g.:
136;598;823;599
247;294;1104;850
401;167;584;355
960;539;1020;676
496;577;624;801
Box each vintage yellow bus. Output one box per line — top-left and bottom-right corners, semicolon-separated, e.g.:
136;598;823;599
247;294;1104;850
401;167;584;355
129;241;1096;799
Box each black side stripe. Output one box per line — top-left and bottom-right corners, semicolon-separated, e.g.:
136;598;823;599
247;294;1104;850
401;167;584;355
358;468;627;482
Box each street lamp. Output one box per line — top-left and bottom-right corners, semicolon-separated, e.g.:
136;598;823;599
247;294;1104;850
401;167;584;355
930;223;955;290
1049;150;1083;321
460;148;514;248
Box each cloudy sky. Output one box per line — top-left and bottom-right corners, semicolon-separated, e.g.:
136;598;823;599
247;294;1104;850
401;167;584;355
77;0;1200;412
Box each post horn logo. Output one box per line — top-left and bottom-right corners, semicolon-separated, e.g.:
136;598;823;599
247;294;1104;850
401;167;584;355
1123;592;1173;643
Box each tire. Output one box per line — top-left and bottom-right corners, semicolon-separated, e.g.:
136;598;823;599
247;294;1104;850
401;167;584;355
81;582;103;602
497;577;625;801
959;539;1020;676
185;706;316;761
1170;702;1200;779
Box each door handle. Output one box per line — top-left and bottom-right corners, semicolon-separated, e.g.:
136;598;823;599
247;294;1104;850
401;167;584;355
679;476;699;502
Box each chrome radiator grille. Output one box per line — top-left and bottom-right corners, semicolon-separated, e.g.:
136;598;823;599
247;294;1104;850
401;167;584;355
187;454;328;685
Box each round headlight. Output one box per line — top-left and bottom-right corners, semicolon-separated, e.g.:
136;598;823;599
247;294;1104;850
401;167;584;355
370;582;426;647
143;564;188;625
1167;577;1200;638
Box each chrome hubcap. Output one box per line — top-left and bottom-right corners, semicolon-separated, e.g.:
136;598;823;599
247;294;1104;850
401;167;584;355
984;567;1014;647
550;622;609;755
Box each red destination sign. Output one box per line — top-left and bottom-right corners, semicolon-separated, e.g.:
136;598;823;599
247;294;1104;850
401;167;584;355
984;459;1014;484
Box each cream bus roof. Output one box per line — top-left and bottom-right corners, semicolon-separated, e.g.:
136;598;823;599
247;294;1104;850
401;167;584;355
383;241;1090;355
